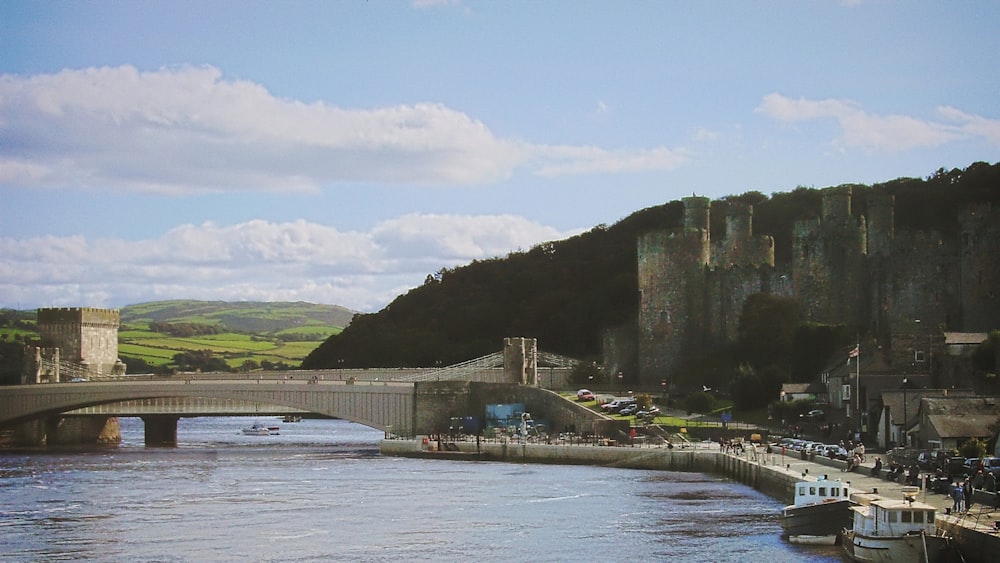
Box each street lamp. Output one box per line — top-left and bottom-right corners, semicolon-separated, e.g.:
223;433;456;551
901;377;909;448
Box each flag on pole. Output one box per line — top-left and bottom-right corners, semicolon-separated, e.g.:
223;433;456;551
848;345;859;358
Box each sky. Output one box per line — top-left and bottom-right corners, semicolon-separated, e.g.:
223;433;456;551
1;1;998;314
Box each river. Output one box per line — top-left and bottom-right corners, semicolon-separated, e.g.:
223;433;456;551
0;417;847;562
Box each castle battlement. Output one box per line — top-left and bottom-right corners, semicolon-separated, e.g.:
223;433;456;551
634;184;999;387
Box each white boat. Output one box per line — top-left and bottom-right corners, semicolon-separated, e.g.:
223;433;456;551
842;489;953;562
241;422;275;436
780;475;853;545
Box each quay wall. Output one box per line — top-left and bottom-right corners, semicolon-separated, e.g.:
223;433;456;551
381;439;801;505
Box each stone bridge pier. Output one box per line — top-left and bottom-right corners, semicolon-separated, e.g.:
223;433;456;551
142;415;180;446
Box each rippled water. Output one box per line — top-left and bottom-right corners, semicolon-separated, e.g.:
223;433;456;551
0;418;846;562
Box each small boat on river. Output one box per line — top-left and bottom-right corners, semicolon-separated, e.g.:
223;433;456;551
241;422;278;436
842;488;953;562
780;475;853;545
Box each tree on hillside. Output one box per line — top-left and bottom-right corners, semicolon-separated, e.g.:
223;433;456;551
736;293;800;373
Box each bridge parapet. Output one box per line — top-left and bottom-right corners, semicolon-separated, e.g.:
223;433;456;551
0;379;417;438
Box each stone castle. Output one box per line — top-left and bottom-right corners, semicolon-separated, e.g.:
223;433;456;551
634;186;999;388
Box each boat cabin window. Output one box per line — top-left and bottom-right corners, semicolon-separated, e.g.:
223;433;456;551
887;511;897;523
798;486;805;495
901;510;913;523
818;487;826;496
809;486;816;495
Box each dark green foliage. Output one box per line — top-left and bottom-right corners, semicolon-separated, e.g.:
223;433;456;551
0;341;25;385
737;293;800;373
959;437;988;460
303;205;681;368
569;360;604;385
685;391;714;414
730;364;790;411
172;350;232;373
149;321;221;337
972;330;1000;375
792;324;854;383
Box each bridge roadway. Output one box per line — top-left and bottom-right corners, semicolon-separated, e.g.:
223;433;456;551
0;376;417;443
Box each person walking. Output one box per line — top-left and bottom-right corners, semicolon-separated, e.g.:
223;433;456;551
952;482;966;513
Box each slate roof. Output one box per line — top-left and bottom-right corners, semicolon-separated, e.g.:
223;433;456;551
943;332;988;346
927;414;999;439
922;396;1000;439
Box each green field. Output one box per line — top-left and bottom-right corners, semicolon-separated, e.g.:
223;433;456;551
6;300;350;373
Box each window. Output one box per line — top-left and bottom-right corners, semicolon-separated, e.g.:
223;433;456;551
901;511;912;523
819;487;827;496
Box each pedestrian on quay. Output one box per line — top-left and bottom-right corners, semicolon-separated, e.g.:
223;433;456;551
952;482;966;513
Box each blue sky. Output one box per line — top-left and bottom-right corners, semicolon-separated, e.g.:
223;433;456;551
2;1;998;313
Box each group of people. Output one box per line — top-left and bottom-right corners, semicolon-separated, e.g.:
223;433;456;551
841;442;867;472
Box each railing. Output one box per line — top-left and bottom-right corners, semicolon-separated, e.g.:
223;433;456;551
395;352;505;382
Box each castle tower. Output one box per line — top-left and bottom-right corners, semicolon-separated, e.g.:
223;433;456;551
865;190;896;348
713;202;775;269
959;203;1000;332
822;186;852;220
637;196;711;386
683;195;711;233
792;186;867;328
34;308;123;382
866;191;895;258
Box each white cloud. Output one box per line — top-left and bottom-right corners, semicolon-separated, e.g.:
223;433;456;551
754;93;999;152
534;145;689;176
0;214;575;312
0;65;685;194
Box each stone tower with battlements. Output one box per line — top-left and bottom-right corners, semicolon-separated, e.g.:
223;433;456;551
638;196;775;384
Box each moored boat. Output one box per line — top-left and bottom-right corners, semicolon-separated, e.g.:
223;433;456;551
241;422;274;436
780;475;853;545
842;488;954;562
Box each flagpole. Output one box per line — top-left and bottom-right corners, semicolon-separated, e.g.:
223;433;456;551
855;342;860;424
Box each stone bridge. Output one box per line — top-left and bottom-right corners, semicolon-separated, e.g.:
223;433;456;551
0;336;612;447
0;378;613;447
0;378;415;445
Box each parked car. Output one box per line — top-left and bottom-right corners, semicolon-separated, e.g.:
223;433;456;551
799;409;824;420
576;389;596;401
823;444;849;460
618;404;641;416
963;457;981;476
602;399;636;413
636;406;661;418
983;457;1000;478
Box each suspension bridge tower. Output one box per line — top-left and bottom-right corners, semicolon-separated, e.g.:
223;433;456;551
25;307;125;383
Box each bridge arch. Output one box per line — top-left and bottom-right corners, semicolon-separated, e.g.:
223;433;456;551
0;380;416;444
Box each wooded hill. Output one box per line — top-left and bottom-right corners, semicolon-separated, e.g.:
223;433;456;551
302;161;1000;371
